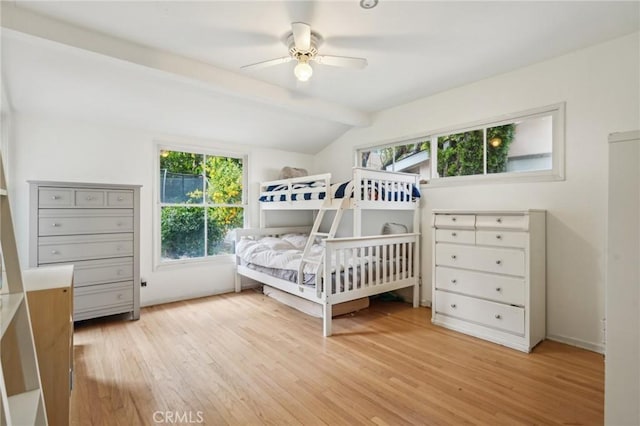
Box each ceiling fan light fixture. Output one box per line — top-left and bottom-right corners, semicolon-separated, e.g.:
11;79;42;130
294;59;313;82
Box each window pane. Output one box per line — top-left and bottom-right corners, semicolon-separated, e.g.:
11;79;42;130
161;206;205;260
361;147;393;170
487;116;553;174
393;142;430;178
437;130;483;177
159;150;204;203
205;156;244;205
207;207;244;256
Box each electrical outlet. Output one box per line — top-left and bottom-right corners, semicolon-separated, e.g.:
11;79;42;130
141;280;147;288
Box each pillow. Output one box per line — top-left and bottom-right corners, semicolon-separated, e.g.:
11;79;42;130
280;233;309;250
259;237;295;251
279;166;309;179
381;223;408;262
382;222;408;235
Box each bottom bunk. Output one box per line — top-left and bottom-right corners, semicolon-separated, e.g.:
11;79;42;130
235;227;420;336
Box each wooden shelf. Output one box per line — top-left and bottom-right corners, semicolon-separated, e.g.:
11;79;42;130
7;389;43;426
0;292;24;337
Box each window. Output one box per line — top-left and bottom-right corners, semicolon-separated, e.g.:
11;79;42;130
357;103;564;184
157;147;246;264
359;139;431;181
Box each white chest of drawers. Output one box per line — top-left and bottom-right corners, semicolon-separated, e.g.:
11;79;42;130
431;210;546;352
29;181;141;321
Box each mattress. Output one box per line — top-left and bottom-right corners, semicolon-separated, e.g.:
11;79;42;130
259;179;421;202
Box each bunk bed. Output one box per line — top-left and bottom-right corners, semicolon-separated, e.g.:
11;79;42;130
235;167;421;336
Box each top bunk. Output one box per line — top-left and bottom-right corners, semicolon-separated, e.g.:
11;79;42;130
259;167;421;211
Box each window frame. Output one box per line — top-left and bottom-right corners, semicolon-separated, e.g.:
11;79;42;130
153;142;249;270
354;103;565;186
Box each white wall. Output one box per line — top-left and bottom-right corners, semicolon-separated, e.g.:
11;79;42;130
9;114;314;306
314;32;640;352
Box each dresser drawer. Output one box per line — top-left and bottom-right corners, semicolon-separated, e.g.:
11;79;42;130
435;229;475;244
75;190;105;207
107;191;134;207
434;214;475;229
38;188;74;207
435;290;525;335
38;233;134;263
75;281;133;315
435;266;525;306
72;258;134;288
476;231;528;248
476;214;529;230
38;209;134;236
435;243;525;276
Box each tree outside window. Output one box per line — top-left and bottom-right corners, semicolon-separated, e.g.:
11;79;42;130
159;149;245;261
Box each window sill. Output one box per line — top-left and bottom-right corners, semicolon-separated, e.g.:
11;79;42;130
154;254;235;271
421;170;564;188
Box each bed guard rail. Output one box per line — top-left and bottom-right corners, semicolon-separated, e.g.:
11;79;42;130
321;233;420;300
259;173;332;204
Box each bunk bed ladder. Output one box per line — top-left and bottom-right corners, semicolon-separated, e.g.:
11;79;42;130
298;198;348;287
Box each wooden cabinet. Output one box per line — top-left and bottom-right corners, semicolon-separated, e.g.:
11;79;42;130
24;266;74;426
29;182;141;321
431;210;546;353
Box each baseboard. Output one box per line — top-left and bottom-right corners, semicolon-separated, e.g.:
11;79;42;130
421;299;432;308
141;288;234;307
546;334;605;354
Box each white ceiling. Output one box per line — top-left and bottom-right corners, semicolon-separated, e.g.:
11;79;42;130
1;1;639;154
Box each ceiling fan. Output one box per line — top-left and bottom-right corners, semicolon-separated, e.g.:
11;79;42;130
240;22;368;82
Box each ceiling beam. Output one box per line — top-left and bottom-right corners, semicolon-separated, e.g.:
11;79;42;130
0;4;371;127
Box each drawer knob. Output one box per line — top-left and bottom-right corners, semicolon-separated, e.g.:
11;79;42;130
450;303;457;309
451;232;457;237
51;250;58;254
51;195;60;200
117;269;123;276
496;260;502;265
117;196;124;201
117;293;123;300
495;314;502;319
451;255;457;260
496;218;502;223
451;279;457;284
86;196;94;201
496;234;502;240
452;217;457;222
116;246;122;251
495;287;502;292
52;223;60;227
116;222;123;226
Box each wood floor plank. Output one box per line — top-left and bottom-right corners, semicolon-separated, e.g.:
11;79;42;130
70;289;604;425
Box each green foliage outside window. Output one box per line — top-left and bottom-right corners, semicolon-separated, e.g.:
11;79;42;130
160;150;244;260
437;124;515;177
362;142;430;171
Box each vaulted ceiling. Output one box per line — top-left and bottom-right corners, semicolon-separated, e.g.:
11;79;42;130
1;1;638;154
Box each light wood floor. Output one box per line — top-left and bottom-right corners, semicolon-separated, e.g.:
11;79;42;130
70;289;604;425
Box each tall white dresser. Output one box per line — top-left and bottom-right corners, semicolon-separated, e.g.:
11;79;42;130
431;210;546;352
29;181;141;321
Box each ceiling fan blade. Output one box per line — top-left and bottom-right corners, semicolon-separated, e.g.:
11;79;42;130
241;56;293;70
292;22;311;51
313;55;368;69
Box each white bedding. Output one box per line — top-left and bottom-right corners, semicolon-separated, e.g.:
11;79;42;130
236;233;367;274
